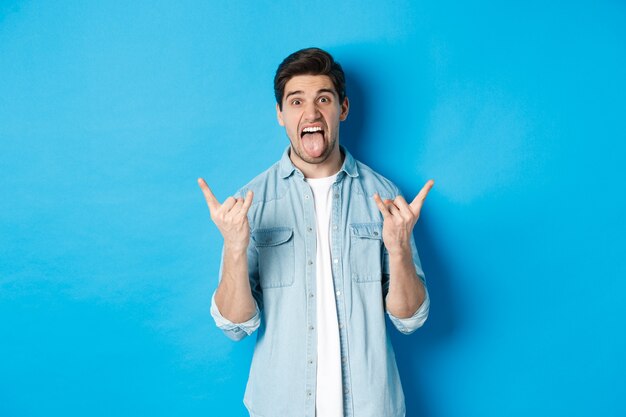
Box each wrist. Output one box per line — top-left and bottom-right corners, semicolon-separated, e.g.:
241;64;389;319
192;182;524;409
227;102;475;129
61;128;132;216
223;242;248;256
386;243;413;259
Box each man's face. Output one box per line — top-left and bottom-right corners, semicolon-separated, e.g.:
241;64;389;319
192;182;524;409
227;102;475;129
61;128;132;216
276;74;349;167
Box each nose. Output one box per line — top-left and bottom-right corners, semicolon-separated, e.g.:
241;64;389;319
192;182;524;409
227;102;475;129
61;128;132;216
303;101;321;120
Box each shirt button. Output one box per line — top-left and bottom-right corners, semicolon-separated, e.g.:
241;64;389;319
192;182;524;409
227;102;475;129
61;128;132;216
308;360;314;365
344;388;350;394
373;231;379;236
336;290;341;296
339;323;344;329
334;193;339;198
342;356;347;363
308;260;313;265
304;194;310;199
333;258;338;264
307;390;312;397
309;325;315;331
309;293;314;298
307;227;312;232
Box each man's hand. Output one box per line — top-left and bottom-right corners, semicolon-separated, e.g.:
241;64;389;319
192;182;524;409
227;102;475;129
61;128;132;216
373;180;434;256
198;178;256;324
198;178;254;252
374;180;433;319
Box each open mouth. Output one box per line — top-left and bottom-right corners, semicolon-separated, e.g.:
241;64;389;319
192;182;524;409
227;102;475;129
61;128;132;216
301;126;324;138
299;125;326;158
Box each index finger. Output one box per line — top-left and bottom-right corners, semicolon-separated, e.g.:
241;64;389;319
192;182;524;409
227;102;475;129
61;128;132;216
409;179;435;211
373;193;391;219
197;177;220;212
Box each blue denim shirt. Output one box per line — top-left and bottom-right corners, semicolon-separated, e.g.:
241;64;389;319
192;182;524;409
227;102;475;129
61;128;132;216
211;146;429;417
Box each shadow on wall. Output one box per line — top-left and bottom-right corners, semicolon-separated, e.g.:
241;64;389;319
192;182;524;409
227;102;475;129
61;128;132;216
341;64;460;417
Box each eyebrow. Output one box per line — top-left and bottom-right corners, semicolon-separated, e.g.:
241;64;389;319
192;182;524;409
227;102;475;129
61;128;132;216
284;88;338;100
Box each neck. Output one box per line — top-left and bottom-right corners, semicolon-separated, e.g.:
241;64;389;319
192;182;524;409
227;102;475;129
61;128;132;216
291;145;344;179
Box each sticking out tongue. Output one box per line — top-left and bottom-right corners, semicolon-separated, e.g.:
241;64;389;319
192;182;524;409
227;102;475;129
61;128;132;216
302;132;325;158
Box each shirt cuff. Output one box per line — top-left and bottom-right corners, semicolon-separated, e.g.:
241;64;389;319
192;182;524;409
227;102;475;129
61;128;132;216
387;287;430;335
210;293;261;341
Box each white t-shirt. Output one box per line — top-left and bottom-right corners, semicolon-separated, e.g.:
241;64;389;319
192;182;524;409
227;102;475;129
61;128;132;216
306;174;343;417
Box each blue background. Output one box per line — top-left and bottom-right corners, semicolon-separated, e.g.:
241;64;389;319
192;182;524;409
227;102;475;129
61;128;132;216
1;1;625;416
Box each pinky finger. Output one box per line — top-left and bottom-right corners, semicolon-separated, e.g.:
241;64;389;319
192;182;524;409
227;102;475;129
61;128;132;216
241;190;254;213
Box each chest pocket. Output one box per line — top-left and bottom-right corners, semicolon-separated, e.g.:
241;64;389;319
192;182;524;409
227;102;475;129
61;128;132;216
350;222;384;282
252;227;295;289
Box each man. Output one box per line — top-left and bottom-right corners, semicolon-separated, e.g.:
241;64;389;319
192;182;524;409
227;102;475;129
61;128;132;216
198;48;433;417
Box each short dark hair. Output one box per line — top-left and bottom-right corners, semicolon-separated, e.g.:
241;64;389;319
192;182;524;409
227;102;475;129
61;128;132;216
274;47;346;110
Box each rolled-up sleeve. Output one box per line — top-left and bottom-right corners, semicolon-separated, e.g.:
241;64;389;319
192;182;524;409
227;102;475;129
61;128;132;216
210;293;261;341
386;287;430;335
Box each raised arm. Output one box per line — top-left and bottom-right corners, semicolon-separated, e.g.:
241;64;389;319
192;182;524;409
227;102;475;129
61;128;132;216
198;178;257;323
374;180;434;319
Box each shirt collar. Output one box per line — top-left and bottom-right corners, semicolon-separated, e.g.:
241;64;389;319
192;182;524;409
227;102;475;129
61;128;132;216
278;145;359;179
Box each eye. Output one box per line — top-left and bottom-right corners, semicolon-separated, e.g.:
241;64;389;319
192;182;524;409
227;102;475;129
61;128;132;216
319;96;330;103
291;99;302;106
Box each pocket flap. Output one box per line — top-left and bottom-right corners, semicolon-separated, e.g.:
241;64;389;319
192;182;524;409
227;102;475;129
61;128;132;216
350;222;383;239
252;227;294;247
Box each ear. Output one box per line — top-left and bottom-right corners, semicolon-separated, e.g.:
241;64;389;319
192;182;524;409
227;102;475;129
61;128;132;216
339;97;350;121
276;103;285;126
